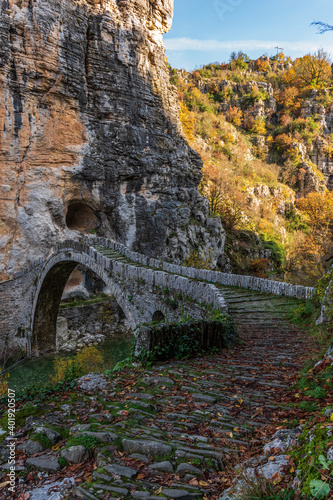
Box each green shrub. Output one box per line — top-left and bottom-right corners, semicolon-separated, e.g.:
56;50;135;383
134;315;236;367
58;457;68;468
289;297;321;326
33;432;52;449
67;434;100;450
259;234;286;267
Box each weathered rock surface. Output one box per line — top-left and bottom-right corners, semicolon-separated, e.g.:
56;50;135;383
148;461;174;473
76;373;108;393
0;0;224;279
122;439;172;457
105;463;138;478
27;478;75;500
34;426;62;446
57;298;132;351
263;427;302;454
25;455;60;472
17;439;45;455
60;445;89;464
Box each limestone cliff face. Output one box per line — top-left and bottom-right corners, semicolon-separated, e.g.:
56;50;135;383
0;0;224;279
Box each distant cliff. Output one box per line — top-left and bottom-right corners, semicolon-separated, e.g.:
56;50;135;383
0;0;224;279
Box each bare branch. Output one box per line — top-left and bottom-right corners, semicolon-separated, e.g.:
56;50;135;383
311;21;333;34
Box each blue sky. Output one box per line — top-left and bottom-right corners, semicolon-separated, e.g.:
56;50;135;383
164;0;333;70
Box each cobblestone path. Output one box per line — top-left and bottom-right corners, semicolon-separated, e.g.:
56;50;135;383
0;288;318;500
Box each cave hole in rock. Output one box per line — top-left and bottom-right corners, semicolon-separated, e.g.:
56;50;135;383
152;311;165;323
32;263;133;358
66;202;99;232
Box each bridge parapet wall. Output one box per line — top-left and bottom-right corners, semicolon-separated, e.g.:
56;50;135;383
87;236;315;300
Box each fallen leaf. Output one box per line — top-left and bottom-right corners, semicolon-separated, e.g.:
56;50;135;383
0;482;10;490
52;443;62;451
269;456;275;461
155;487;162;494
137;473;145;480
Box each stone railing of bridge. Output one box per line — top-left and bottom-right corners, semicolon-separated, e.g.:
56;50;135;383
87;236;315;300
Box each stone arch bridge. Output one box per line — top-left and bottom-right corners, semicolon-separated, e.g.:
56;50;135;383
0;237;314;357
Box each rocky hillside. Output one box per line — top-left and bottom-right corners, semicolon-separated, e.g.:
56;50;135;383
171;52;333;285
0;0;224;280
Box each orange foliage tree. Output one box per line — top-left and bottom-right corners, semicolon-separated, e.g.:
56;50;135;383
226;106;243;127
254;59;270;72
296;191;333;230
284;50;332;89
277;87;301;114
179;102;195;144
285;191;333;284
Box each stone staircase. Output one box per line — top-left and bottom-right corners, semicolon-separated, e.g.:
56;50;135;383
216;285;300;331
94;243;301;332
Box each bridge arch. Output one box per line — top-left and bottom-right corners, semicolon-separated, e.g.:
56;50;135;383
152;311;165;323
30;249;138;355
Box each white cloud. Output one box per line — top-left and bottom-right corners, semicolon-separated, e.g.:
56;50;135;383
164;37;333;54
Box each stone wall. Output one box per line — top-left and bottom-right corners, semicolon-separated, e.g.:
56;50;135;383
88;237;315;299
57;299;131;352
135;320;238;359
0;272;36;360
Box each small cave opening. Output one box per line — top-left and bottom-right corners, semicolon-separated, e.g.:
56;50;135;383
66;202;98;233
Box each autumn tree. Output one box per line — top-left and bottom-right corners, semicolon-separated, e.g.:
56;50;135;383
226;106;243;127
277;86;301;114
250;117;267;135
254;59;271;72
289;50;332;89
296;191;333;230
229;51;250;71
179;102;195;143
